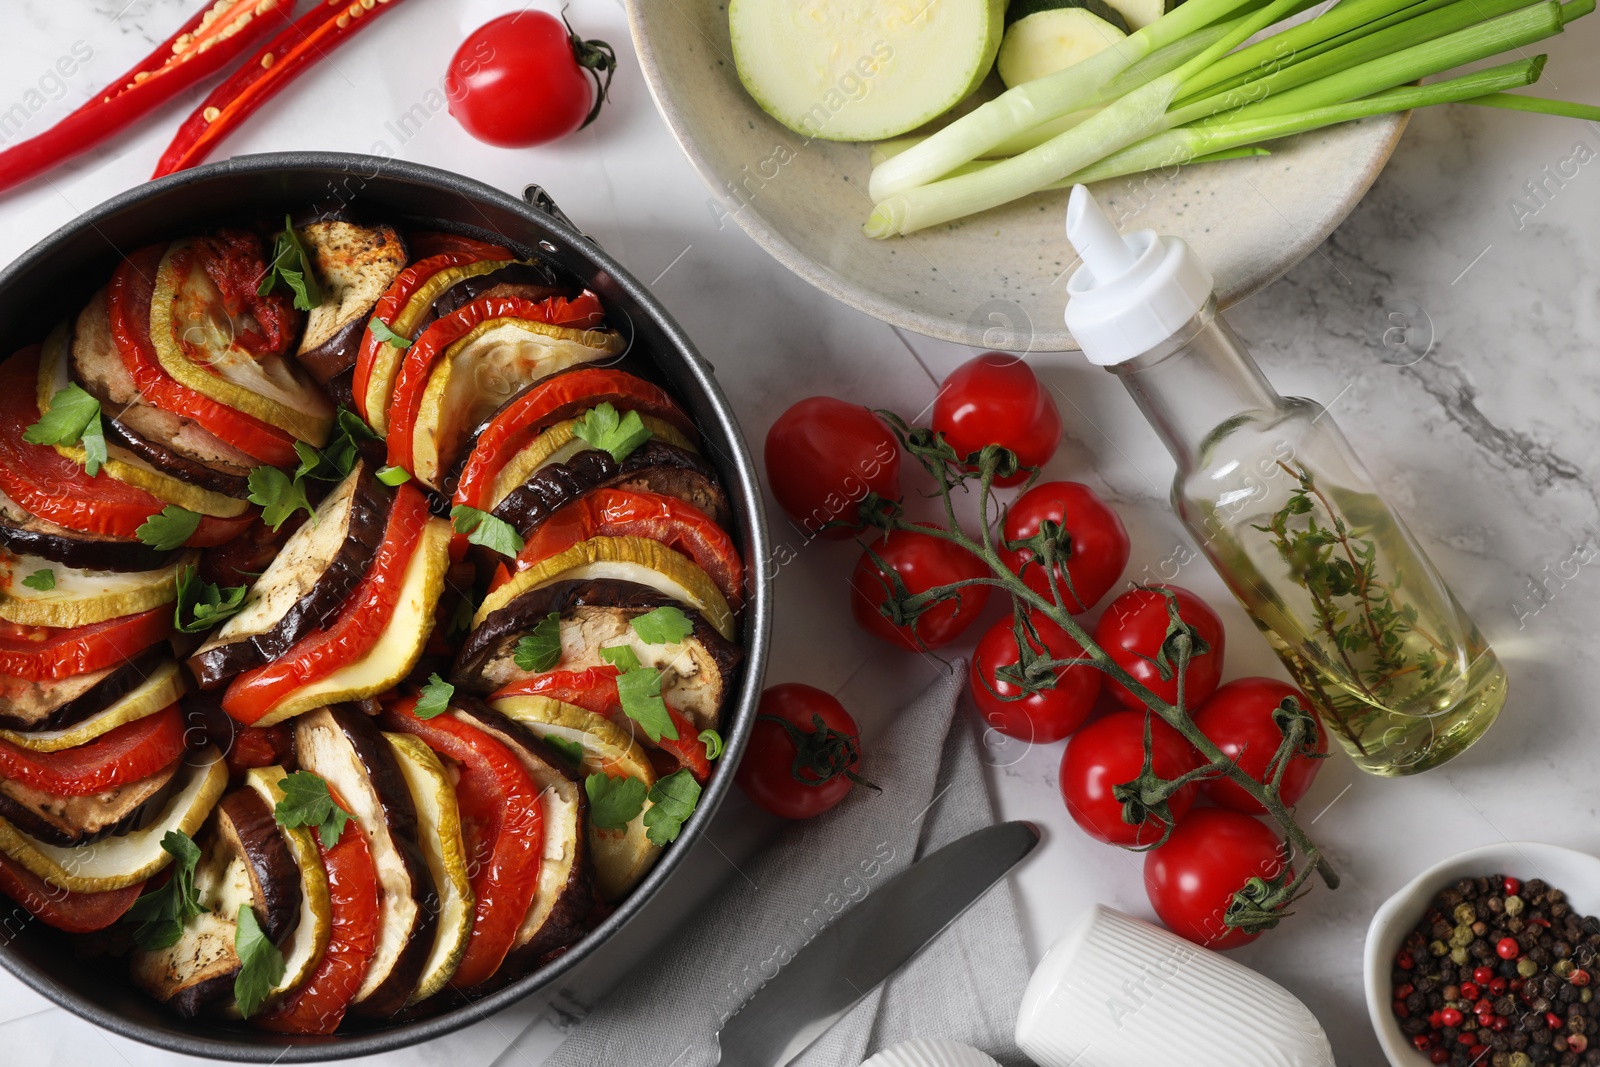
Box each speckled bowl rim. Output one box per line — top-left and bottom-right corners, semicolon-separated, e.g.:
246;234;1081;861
624;1;1410;352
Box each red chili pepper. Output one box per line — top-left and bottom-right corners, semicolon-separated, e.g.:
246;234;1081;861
155;0;413;177
0;0;289;195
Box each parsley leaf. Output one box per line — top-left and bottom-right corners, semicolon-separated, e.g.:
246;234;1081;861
415;673;455;719
233;904;286;1019
644;769;702;845
617;667;676;742
450;505;523;557
543;734;586;770
376;464;411;486
699;728;724;761
173;565;247;634
572;402;652;463
598;644;642;671
513;613;563;672
585;773;646;831
273;771;353;849
444;595;475;640
631;606;694;645
248;466;313;532
136;505;201;551
258;214;323;311
123;831;204;950
20;569;54;592
25;383;107;476
369;317;412;350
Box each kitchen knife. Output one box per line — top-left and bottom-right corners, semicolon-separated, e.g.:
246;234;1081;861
714;820;1040;1067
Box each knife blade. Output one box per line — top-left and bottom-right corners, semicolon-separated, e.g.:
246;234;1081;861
714;820;1040;1067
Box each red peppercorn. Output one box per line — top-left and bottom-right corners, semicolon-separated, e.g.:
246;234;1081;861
1412;1034;1433;1051
1441;1008;1464;1027
1497;937;1521;959
1469;1045;1488;1059
1530;918;1552;929
1489;977;1507;994
1394;1001;1409;1019
1430;1011;1446;1028
1396;982;1416;999
1548;1012;1565;1031
1492;1017;1509;1032
1571;1035;1590;1054
1572;969;1591;987
1429;1051;1448;1065
1461;982;1481;1000
1504;876;1522;896
1473;966;1495;984
1458;1033;1477;1046
1397;950;1415;970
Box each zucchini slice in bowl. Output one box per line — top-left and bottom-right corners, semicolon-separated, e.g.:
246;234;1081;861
0;659;185;752
240;766;335;1012
0;548;194;629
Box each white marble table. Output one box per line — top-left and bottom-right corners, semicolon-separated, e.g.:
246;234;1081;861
1;1;1597;1063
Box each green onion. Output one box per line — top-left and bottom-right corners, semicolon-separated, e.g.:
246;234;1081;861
1466;91;1600;120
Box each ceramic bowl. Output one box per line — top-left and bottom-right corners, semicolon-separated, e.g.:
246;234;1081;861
1364;841;1600;1066
623;1;1408;351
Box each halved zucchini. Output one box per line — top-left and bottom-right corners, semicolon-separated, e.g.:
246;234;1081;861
0;745;226;891
295;220;408;385
247;516;451;728
486;414;696;512
383;732;473;1003
0;659;185;752
148;240;335;446
242;766;334;1004
997;5;1128;88
0;547;193;628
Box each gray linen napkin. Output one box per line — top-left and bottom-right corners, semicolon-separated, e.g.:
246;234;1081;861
528;660;1032;1067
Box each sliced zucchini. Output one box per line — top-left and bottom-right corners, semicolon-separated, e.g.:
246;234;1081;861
729;0;1006;141
0;746;226;891
0;483;177;573
0;660;184;752
1102;0;1174;31
248;516;451;728
0;649;164;733
384;732;474;1003
408;317;626;492
296;219;408;386
997;6;1128;88
0;547;193;628
149;240;335;446
241;767;334;1004
0;752;179;847
487;413;696;512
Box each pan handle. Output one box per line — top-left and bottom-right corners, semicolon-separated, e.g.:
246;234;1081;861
522;184;598;249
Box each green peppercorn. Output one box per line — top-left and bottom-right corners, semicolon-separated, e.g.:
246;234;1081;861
1521;958;1541;978
1510;1054;1533;1067
1457;903;1479;924
1453;925;1477;947
1556;960;1577;979
1507;895;1527;917
1452;946;1471;965
1431;939;1450;958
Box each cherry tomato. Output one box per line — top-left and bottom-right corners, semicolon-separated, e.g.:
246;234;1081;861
1093;585;1226;710
932;352;1062;487
765;397;901;539
446;12;616;148
850;528;990;651
736;683;866;820
1002;481;1129;612
1193;678;1327;814
1143;807;1288;949
969;613;1101;743
1059;709;1199;846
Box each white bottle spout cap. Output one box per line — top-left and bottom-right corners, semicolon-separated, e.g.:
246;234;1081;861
1063;185;1215;366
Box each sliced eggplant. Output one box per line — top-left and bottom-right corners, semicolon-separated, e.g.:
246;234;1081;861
129;839;243;1018
489;440;732;539
296;219;408;385
240;767;333;1008
455;579;741;732
0;745;226;891
425;261;568;322
0;647;165;733
247;516;451;728
0;484;178;572
448;700;590;973
0;659;186;753
189;462;392;689
0;754;180;847
485;413;697;512
0;546;193;629
214;787;302;943
294;706;438;1016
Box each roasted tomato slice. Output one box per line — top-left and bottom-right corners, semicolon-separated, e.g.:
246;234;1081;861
108;245;300;466
0;608;171;681
0;346;253;545
254;786;379;1035
496;488;744;610
452;368;696;513
382;697;543;990
0;703;184;795
221;484;431;726
0;849;143;933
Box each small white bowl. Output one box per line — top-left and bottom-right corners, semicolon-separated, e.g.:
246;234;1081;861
1364;841;1600;1066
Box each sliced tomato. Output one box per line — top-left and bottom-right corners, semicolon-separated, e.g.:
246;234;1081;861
381;697;543;989
498;488;744;610
108;245;299;466
384;292;607;472
0;703;183;796
0;608;171;681
0;346;253;545
451;368;696;513
254;785;379;1035
221;484;431;726
406;232;515;261
0;849;143;933
491;667;712;781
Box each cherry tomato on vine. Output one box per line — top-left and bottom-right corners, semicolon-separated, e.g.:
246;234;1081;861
1059;709;1199;847
1143;807;1289;950
1093;585;1226;710
446;12;617;148
736;683;869;819
970;613;1101;743
765;397;901;539
1193;678;1327;814
932;352;1062;487
850;528;990;651
1002;481;1129;612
